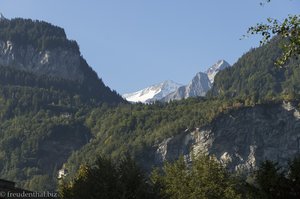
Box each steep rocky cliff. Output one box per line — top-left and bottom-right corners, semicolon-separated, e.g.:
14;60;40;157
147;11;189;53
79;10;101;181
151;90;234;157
0;40;83;81
154;101;300;173
163;72;211;102
162;60;230;102
206;60;230;83
0;17;124;103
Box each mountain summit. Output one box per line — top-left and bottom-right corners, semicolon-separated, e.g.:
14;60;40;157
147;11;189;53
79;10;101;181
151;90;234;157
206;60;230;83
122;80;182;103
162;60;230;102
162;72;211;102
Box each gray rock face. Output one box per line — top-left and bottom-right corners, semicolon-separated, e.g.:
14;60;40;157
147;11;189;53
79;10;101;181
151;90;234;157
162;72;211;102
185;72;212;97
162;86;187;101
0;40;84;81
162;60;230;102
206;60;231;83
154;102;300;173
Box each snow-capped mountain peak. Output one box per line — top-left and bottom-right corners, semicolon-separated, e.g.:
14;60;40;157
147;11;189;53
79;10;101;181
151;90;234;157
124;60;231;103
122;80;182;103
206;60;230;83
185;72;211;97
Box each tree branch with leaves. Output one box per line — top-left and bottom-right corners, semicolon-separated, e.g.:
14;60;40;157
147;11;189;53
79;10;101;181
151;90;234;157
247;1;300;66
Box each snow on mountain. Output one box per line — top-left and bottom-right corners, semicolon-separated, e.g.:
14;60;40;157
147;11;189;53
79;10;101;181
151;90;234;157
124;60;230;103
206;60;230;83
162;60;230;102
122;80;182;103
162;72;211;102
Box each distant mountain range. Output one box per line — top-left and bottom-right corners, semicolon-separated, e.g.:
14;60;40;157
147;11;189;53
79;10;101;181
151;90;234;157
123;60;230;103
122;80;182;103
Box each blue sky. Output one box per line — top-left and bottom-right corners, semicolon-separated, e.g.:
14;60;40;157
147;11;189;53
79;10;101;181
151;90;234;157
1;0;299;94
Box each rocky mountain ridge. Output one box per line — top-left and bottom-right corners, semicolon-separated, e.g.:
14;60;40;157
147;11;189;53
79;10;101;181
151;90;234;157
162;72;212;102
206;60;231;83
153;101;300;172
0;40;84;81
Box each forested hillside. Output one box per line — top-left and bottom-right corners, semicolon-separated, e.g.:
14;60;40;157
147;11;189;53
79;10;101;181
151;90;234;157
0;18;78;51
0;18;124;104
0;18;124;191
210;37;300;103
64;98;238;174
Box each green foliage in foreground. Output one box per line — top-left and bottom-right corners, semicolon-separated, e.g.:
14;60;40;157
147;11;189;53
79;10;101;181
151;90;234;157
247;0;300;66
60;155;300;199
151;155;242;199
253;158;300;199
59;156;160;199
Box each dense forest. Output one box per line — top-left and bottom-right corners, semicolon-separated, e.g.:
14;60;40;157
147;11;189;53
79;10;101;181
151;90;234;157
59;153;300;199
0;18;78;51
210;37;300;103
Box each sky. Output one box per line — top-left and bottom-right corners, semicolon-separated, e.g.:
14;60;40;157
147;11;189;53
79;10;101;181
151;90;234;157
0;0;299;94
